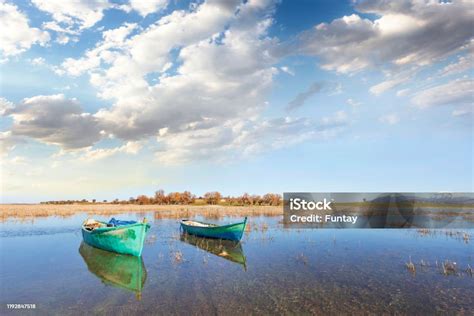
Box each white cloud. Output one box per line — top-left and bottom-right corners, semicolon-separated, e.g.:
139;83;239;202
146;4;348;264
369;69;416;95
129;0;168;17
299;1;473;73
30;57;45;66
80;141;143;161
396;88;410;97
0;97;14;115
32;0;110;30
438;55;473;77
411;78;473;109
155;112;349;165
280;66;295;76
379;113;399;125
0;1;50;57
61;22;138;76
64;0;281;147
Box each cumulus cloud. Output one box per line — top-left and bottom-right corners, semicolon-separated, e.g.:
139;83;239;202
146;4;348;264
62;0;280;146
129;0;168;16
61;22;138;76
32;0;110;30
411;78;473;108
8;0;470;165
298;0;473;73
0;1;50;57
5;94;102;149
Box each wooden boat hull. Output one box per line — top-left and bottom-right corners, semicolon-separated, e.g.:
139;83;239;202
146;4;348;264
180;218;247;241
79;242;147;296
81;222;150;256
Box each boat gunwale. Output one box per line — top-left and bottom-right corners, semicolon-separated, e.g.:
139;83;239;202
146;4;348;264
180;217;247;230
82;221;149;234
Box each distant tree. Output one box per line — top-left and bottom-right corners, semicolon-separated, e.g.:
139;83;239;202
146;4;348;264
137;195;150;205
92;199;96;203
204;191;221;205
181;191;195;204
154;189;166;204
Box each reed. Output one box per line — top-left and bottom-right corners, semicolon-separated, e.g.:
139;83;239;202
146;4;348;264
0;204;282;221
173;251;184;264
442;260;457;275
405;256;416;273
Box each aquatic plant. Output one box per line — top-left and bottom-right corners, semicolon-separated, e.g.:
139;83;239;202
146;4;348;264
405;256;416;273
442;260;457;275
466;264;473;277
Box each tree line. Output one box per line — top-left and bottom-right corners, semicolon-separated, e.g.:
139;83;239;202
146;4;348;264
41;190;282;206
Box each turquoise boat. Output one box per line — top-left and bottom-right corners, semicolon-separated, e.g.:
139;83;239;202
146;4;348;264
81;218;150;256
180;217;247;241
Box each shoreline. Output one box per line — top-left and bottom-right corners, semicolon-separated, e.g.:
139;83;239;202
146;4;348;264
0;204;283;220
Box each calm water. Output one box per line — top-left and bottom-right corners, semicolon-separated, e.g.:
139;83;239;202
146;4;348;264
1;213;473;315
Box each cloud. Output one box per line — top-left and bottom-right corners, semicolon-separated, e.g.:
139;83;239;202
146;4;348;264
64;0;280;145
0;1;50;57
0;131;24;155
5;94;102;149
80;141;143;161
286;82;324;111
396;88;410;97
0;97;14;115
61;22;138;76
280;66;294;76
346;98;362;107
452;106;473;117
411;78;473;109
32;0;111;30
298;0;473;73
155;112;349;165
379;113;399;125
438;55;473;77
129;0;168;17
369;72;413;95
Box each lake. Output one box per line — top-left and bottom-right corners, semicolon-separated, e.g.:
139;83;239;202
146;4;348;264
1;213;473;315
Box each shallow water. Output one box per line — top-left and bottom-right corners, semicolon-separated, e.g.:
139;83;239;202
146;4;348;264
1;213;473;315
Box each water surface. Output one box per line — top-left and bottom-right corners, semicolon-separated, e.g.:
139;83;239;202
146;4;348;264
1;213;473;315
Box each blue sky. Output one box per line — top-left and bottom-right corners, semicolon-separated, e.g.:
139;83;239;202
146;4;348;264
0;0;472;203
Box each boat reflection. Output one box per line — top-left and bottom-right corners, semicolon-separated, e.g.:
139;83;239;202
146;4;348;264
78;242;147;300
180;233;247;270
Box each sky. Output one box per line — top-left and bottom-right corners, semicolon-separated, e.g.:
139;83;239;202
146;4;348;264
0;0;473;203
